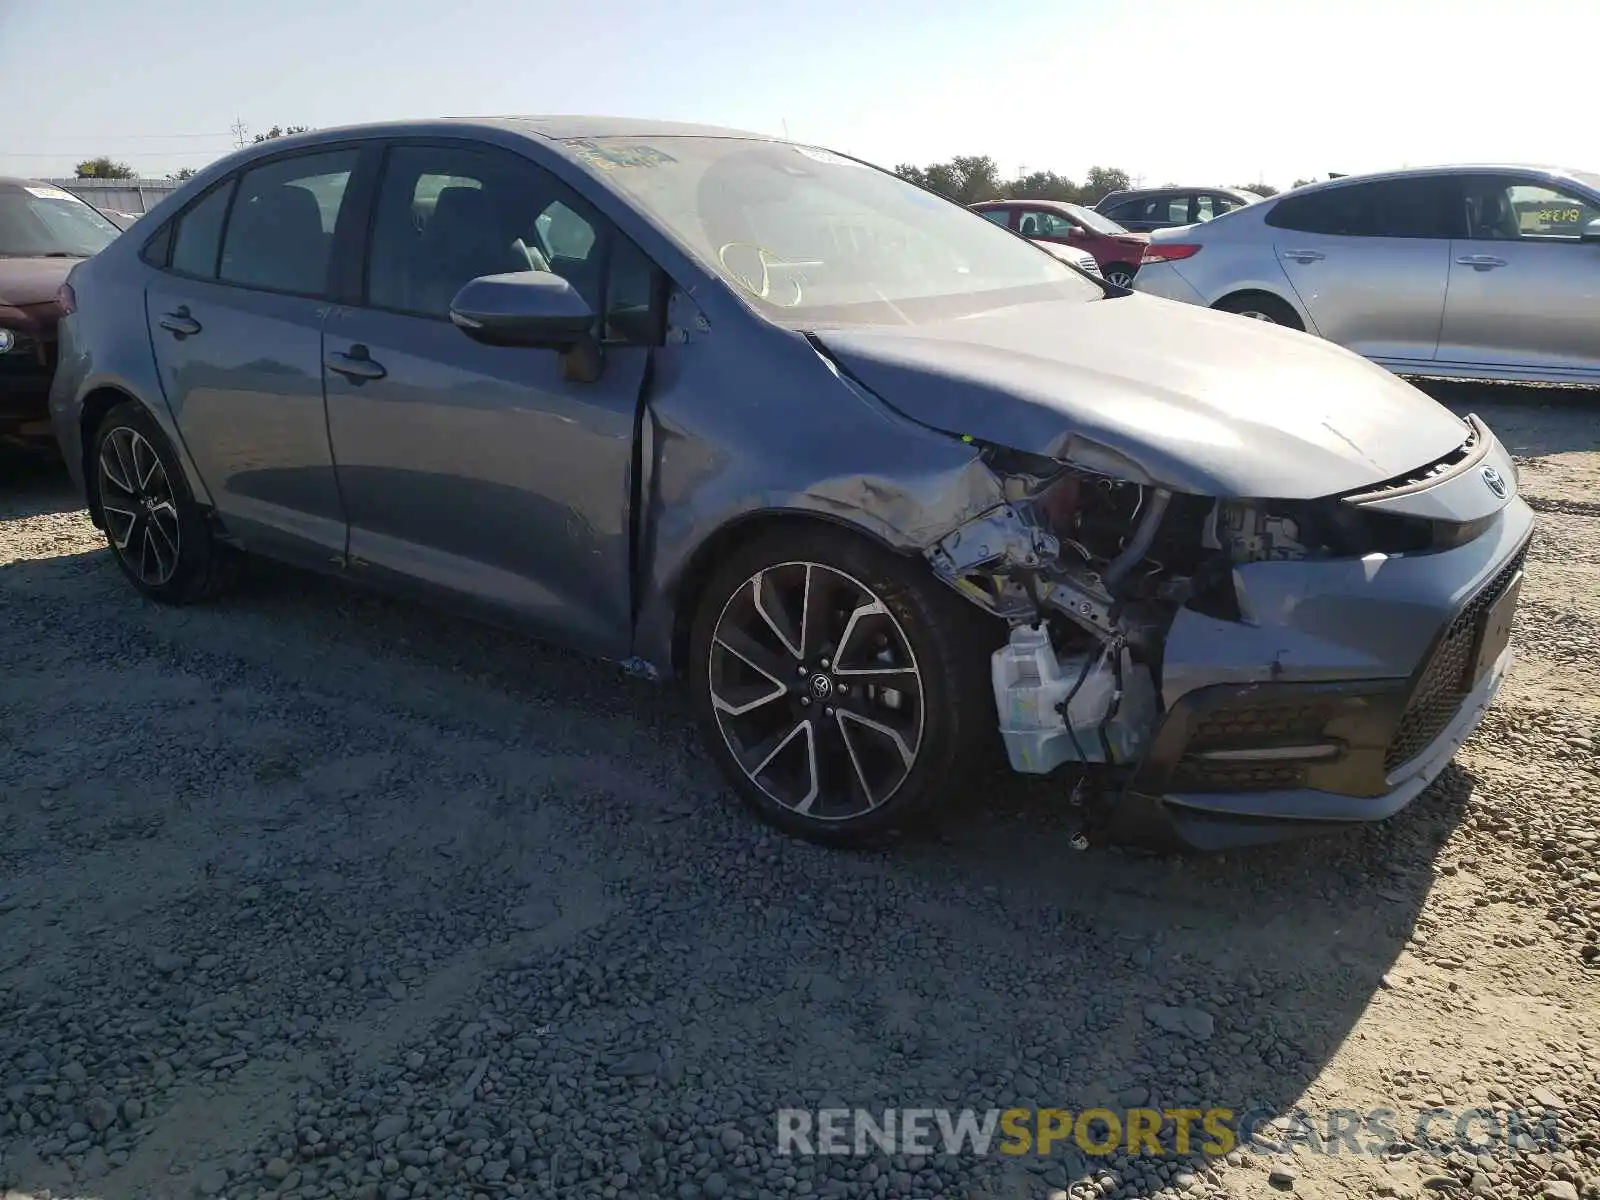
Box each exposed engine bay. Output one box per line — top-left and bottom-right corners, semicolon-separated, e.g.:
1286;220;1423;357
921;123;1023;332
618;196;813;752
924;439;1456;776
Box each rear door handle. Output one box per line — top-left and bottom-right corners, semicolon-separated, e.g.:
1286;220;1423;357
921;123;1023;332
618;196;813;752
158;307;201;337
1455;255;1507;270
1281;249;1325;263
325;346;387;382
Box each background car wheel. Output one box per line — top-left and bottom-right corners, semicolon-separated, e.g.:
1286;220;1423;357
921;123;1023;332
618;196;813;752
688;524;1002;846
1103;264;1138;288
1214;292;1305;330
92;401;234;604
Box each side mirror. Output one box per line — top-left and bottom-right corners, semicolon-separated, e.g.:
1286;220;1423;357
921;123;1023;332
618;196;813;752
449;271;594;351
1580;218;1600;245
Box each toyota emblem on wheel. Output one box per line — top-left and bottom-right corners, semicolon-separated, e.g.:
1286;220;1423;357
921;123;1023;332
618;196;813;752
1483;466;1507;498
808;673;834;701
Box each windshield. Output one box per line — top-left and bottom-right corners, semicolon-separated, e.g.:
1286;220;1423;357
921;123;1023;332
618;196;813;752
569;136;1101;326
1235;190;1264;204
1064;202;1129;236
0;185;121;257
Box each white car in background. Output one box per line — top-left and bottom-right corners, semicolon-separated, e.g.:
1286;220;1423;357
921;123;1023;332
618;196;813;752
1133;164;1600;385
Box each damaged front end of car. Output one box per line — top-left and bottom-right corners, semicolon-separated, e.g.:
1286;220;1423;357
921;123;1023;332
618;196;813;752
920;415;1532;848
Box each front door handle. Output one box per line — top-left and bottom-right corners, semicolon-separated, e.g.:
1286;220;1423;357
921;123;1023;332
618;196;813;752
1455;255;1507;270
325;346;387;382
1281;249;1325;263
158;307;201;337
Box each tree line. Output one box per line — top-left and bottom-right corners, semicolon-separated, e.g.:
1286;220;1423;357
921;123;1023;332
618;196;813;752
70;125;312;181
893;154;1321;206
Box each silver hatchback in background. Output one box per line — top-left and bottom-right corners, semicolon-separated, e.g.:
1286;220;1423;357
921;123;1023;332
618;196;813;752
1134;164;1600;385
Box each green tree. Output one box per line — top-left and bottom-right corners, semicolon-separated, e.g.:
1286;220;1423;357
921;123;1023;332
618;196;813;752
252;125;312;143
1231;182;1280;197
74;156;136;180
1082;166;1132;202
1290;178;1317;190
168;167;197;181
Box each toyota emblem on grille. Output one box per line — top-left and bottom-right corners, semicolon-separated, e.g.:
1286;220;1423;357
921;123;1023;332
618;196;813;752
1482;466;1507;498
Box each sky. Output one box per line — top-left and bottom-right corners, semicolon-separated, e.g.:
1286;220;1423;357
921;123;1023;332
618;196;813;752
3;0;1598;188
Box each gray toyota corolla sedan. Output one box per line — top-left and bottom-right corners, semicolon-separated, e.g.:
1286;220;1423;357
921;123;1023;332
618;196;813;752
49;117;1534;850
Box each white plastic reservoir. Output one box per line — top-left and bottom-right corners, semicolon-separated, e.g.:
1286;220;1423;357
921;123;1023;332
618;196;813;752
991;624;1158;774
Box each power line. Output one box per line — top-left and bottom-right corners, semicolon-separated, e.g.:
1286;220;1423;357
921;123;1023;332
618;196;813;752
2;132;235;142
4;147;231;158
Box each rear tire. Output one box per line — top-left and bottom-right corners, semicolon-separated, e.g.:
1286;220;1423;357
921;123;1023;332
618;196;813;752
687;524;1002;846
1103;263;1138;289
1214;292;1304;330
91;401;234;604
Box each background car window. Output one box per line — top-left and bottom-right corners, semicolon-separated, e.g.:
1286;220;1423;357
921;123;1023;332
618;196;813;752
977;209;1011;226
1019;210;1075;237
0;185;120;257
1266;178;1460;239
1193;195;1216;222
218;151;356;295
1165;196;1194;224
367;143;658;341
1464;178;1600;240
169;181;235;279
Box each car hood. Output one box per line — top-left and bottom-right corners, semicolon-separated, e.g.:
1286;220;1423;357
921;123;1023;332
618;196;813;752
811;294;1470;499
0;256;74;313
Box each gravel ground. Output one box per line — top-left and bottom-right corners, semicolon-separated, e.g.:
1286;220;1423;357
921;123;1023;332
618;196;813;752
1;388;1596;1200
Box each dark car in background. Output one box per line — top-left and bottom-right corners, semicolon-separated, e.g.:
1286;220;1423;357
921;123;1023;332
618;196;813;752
1095;186;1262;232
971;199;1148;287
0;177;122;450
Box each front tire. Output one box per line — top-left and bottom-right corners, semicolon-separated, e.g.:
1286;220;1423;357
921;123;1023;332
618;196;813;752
92;401;233;604
687;525;1000;846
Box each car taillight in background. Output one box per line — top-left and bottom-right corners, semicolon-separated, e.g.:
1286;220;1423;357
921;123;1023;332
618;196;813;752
57;282;76;315
1141;244;1202;266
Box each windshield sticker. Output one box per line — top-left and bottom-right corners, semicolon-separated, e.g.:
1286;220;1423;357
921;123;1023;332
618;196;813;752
24;185;82;203
570;140;677;172
794;146;865;169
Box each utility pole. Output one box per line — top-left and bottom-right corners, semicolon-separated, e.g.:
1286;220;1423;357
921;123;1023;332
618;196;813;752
231;116;249;149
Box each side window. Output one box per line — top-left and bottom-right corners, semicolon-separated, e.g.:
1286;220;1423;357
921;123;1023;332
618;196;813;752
603;236;661;345
1193;195;1217;222
218;150;356;295
978;209;1012;226
1165;196;1194;224
169;180;235;278
1102;198;1142;221
1464;177;1600;241
1267;188;1356;235
1019;210;1074;237
1268;179;1459;239
367;143;661;344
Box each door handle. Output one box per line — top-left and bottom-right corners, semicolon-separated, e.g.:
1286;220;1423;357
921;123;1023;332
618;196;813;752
1281;249;1325;263
1455;255;1507;270
325;346;387;382
158;307;201;337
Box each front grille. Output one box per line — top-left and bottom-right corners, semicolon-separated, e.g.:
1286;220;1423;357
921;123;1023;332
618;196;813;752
1187;701;1333;746
1170;760;1304;791
1384;542;1528;772
0;332;51;380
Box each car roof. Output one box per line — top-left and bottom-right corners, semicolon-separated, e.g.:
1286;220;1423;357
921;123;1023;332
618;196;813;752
1102;186;1253;200
973;198;1082;211
1282;163;1594;196
284;114;778;145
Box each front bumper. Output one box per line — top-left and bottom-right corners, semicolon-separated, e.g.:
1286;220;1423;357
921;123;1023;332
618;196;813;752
1115;497;1534;850
1;330;60;448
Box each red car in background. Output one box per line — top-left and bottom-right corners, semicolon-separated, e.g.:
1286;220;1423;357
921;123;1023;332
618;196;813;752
970;199;1149;288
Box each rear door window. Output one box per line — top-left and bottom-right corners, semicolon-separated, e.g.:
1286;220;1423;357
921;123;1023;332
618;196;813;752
217;150;358;296
1267;178;1461;239
168;181;235;279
